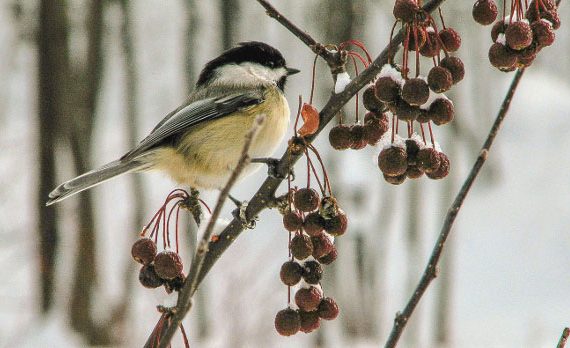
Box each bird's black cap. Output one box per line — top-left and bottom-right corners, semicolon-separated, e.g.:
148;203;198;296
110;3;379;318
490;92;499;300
196;41;291;87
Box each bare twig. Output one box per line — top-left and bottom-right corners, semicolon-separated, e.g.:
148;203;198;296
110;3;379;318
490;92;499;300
384;68;526;348
145;0;449;346
558;328;570;348
152;115;266;348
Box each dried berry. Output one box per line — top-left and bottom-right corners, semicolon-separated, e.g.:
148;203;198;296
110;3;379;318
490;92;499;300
375;76;401;103
378;146;408;176
426;152;450;179
472;0;498;25
294;188;320;212
324;210;348;237
406;165;424;179
439;28;462;52
430;98;454;125
303;212;325;236
439;56;465;84
299;310;321;333
329;124;354;150
532;20;555;47
505;21;533;50
402;78;430;106
394;98;420;121
290;234;314;260
303;260;323;285
275;308;301;336
280;261;303;286
283;210;303;232
138;264;164;289
383;172;406;185
427;65;453;93
417;147;441;173
364;114;389;145
295;286;323;312
488;42;517;69
311;234;334;259
491;20;508;42
318;297;340;320
131;237;157;265
405;138;422;164
393;0;419;22
362;85;385;112
350;124;368;150
541;10;561;30
416;109;432;123
420;30;440;57
154;250;184;280
318;247;338;265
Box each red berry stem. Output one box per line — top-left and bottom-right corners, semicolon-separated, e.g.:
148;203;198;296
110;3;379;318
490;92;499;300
420;122;427;143
309;54;318;105
349;55;360;122
197;198;212;215
308;143;333;196
391;113;397;143
427;121;436;147
305;149;326;195
438;7;447;28
413;24;421;77
179;323;190;348
388;21;400;65
294;95;303;134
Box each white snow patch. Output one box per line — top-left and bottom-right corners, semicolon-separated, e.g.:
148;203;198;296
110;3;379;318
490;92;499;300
420;90;450;110
496;33;507;45
379;64;404;86
334;72;351;93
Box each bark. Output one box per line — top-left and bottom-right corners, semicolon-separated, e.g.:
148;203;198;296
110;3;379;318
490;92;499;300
38;0;69;314
184;0;199;90
220;0;240;50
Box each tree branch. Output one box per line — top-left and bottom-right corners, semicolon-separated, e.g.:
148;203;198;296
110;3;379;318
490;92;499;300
558;328;570;348
146;0;449;346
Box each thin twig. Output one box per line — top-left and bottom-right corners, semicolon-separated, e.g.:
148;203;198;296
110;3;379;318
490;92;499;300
145;0;449;346
151;115;265;348
557;328;570;348
383;68;526;348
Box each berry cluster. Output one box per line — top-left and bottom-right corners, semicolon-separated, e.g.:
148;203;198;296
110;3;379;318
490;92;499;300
474;0;560;71
275;189;344;336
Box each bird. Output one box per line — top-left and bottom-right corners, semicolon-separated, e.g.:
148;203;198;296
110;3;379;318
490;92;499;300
46;41;300;206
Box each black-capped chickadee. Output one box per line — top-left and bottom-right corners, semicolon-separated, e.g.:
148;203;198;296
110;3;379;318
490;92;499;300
46;41;300;205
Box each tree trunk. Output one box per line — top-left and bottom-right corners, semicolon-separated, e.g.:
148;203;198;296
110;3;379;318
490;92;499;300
37;0;69;314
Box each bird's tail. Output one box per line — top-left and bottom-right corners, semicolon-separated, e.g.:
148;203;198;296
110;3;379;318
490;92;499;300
46;159;148;206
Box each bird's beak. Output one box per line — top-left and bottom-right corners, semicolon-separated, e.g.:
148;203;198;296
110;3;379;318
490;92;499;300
286;67;301;75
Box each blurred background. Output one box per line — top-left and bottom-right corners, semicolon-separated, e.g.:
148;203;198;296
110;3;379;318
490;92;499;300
1;0;570;347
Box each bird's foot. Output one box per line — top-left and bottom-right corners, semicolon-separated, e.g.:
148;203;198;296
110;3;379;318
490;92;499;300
251;157;293;180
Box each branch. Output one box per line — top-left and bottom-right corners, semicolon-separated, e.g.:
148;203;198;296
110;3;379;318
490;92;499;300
146;0;449;345
383;66;526;348
558;328;570;348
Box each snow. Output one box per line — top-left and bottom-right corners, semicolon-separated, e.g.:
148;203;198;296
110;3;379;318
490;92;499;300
379;64;404;85
334;72;352;93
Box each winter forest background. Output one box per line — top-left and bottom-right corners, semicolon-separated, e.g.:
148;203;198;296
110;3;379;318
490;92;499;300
1;0;570;347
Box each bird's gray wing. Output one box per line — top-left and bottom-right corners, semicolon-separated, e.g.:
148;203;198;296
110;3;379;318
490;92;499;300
122;92;264;160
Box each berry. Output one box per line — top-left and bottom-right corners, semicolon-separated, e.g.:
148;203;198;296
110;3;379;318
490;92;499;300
378;146;408;176
299;310;321;333
324;210;348;236
427;66;453;93
165;273;185;293
426;152;450;179
417;147;441;173
280;261;303;286
439;28;462;52
430;98;454;125
329;124;354;150
364;113;389;145
472;0;498;25
542;10;561;30
488;43;517;69
294;188;320;212
375;76;401;103
420;30;440;57
393;0;419;22
394;99;420;121
283;211;303;232
275;308;301;336
362;85;385;112
416;109;432;123
290;234;314;260
311;234;334;259
318;297;340;320
405;138;422;165
350;124;368;150
505;21;533;50
318;247;338;265
532;20;555;47
295;286;323;312
402;78;430;106
154;250;184;280
439;56;465;84
303;212;325;236
139;264;164;289
491;20;508;42
406;165;424;179
131;237;157;265
303;260;323;285
383;173;406;185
